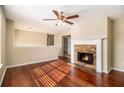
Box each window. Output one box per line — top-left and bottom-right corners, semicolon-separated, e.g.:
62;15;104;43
47;34;54;46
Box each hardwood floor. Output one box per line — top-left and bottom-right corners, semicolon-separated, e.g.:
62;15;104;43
1;59;124;87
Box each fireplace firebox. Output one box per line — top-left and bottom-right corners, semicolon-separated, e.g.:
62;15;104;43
77;52;94;64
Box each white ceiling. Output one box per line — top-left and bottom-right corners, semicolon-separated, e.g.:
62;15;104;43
3;5;124;33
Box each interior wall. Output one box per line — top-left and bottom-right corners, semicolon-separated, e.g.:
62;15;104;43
112;18;124;71
71;16;107;40
6;20;60;66
107;18;112;70
0;6;6;83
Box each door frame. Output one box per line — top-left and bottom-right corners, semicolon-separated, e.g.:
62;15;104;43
62;35;71;56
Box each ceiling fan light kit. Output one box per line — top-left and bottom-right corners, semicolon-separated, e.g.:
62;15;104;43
43;10;79;26
56;20;65;26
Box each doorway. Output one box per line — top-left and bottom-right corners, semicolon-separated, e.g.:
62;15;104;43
62;35;71;58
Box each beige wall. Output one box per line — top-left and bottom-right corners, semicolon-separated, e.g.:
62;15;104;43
0;6;6;83
7;47;60;66
112;18;124;70
6;20;60;66
71;16;107;40
107;18;112;70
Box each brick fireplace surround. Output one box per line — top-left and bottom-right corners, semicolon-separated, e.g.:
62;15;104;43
74;45;96;71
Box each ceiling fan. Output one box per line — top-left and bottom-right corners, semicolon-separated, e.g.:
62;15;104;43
43;10;79;26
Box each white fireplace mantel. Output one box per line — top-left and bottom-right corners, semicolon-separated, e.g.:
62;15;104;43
71;39;103;73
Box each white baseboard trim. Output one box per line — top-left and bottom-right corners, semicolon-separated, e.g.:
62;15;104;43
0;67;7;86
0;58;58;86
108;68;113;73
103;67;124;73
103;68;113;73
6;58;58;68
103;71;108;73
112;68;124;72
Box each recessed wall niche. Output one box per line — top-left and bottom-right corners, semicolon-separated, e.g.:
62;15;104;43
15;29;47;47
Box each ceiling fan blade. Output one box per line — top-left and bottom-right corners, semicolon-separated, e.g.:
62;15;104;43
52;10;59;19
64;20;74;25
43;19;57;21
66;15;79;19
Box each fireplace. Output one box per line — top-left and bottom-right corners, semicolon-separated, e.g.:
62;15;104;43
73;45;96;71
71;39;103;73
77;52;93;65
